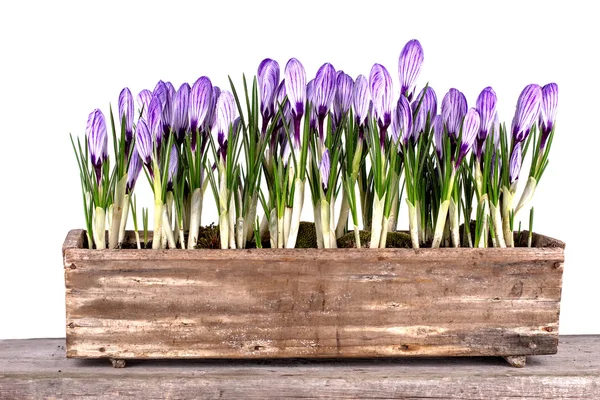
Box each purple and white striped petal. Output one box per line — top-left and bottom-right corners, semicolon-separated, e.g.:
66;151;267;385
397;96;413;145
190;76;213;134
412;86;437;139
126;148;143;193
398;39;424;101
148;96;163;148
540;83;558;147
352;74;370;127
161;82;176;136
168;144;179;186
152;81;168;107
205;86;221;133
432;114;444;159
319;149;331;190
475;86;497;141
258;58;280;125
274;80;291;123
118;88;134;149
456;108;481;166
284;58;306;119
137;89;152;121
173;83;190;144
313;63;337;120
215;90;237;150
512;84;542;143
369;63;394;133
509;142;522;184
86;109;108;170
135;120;153;167
334;71;354;123
441;88;467;139
306;79;317;131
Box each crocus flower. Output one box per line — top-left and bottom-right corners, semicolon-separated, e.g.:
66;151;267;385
398;39;424;101
456;108;480;167
152;80;168;111
86;109;107;183
475;87;497;160
509;142;522;184
173;83;190;145
397;95;413;145
161;82;176;138
540;83;558;150
369;63;394;147
205;86;221;133
215;90;237;157
352;74;370;130
432;114;444;159
319;149;331;190
126;148;143;193
334;71;354;127
284;58;306;120
412;86;437;140
512;84;542;144
167;144;179;190
135;120;153;177
137;89;152;121
148;96;163;149
118;87;134;155
189;76;213;150
313;62;337;142
441;88;467;140
258;58;280;132
306;79;317;131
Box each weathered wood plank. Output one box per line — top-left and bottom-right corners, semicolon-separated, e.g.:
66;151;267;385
63;229;565;360
0;336;598;399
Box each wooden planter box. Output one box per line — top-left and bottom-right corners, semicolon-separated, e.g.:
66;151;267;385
63;229;565;368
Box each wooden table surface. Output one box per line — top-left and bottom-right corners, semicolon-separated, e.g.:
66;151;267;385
1;335;598;399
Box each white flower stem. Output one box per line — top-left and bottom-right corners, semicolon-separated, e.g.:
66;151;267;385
329;195;337;248
369;194;385;248
489;202;506;248
93;206;106;249
236;216;244;249
379;217;389;248
268;208;278;248
285;178;305;249
219;211;229;249
353;225;361;249
335;190;349;239
431;200;450;249
109;175;127;249
162;205;176;249
501;187;515;247
449;198;460;248
228;195;236;249
152;200;163;250
277;214;284;248
514;176;537;218
118;193;130;246
283;207;292;246
321;198;331;249
407;199;419;249
187;188;202;249
314;201;324;249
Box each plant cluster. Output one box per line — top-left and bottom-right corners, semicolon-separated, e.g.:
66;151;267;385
71;39;557;250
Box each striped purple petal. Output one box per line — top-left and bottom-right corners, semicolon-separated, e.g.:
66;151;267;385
334;71;354;123
352;74;370;127
540;83;558;148
398;39;424;101
512;84;542;143
319;149;331;190
205;86;221;133
441;88;467;139
397;96;413;145
126;148;143;193
456;108;480;166
190;76;213;134
306;79;317;131
168;144;179;187
369;63;394;134
86;109;107;171
313;63;337;120
284;58;306;119
135;120;153;167
118;88;134;150
173;83;190;144
412;86;437;139
509;142;522;184
474;87;497;160
148;96;163;148
137;89;152;121
215;90;237;150
432;114;444;159
258;58;280;126
161;82;176;136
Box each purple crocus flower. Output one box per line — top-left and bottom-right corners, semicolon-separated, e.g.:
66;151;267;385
456;108;481;167
313;63;337;142
512;84;542;144
352;74;370;135
319;149;331;190
441;88;467;140
152;80;168;111
369;63;394;148
474;87;497;160
189;76;213;151
412;86;437;140
334;71;354;127
205;86;221;134
215;91;237;158
398;39;424;101
284;58;306;150
509;142;522;184
397;95;413;145
167;144;179;190
148;96;163;149
258;58;280;133
540;83;558;150
86;109;107;184
172;83;190;145
432;114;444;159
161;82;176;138
137;89;152;121
118;88;134;156
126;148;143;193
135;120;153;178
306;79;317;131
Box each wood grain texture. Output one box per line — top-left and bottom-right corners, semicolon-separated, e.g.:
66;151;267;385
63;229;565;360
1;336;598;399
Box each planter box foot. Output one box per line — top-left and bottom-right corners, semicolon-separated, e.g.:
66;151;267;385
504;356;527;368
110;358;126;368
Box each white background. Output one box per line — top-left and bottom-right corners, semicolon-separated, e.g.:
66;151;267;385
0;0;598;339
